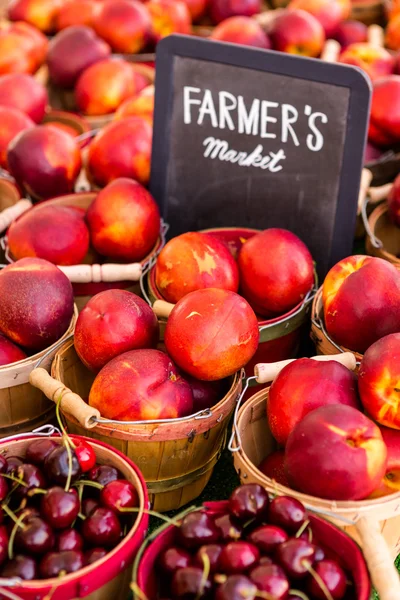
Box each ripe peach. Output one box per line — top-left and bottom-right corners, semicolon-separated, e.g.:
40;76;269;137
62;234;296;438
8;0;63;33
268;358;360;446
289;0;351;37
93;0;151;54
75;290;159;372
86;117;152;187
238;229;314;317
388;173;400;226
155;232;239;303
209;0;261;24
358;334;400;430
285;404;388;500
88;349;193;420
0;73;48;123
47;26;111;90
210;16;271;49
339;43;395;82
268;9;325;57
333;19;368;48
55;0;100;31
147;0;192;42
7;125;82;201
322;255;400;353
7;204;90;266
369;426;400;498
386;14;400;51
75;59;137;116
258;451;289;487
0;22;48;75
181;0;207;21
86;178;160;261
0;107;34;169
369;76;400;148
0;258;74;351
0;334;27;366
114;86;154;123
164;288;259;380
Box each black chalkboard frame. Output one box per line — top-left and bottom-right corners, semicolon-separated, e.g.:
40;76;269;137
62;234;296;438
151;34;371;275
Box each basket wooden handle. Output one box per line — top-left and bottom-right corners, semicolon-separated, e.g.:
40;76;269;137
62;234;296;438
368;24;385;47
57;263;142;283
321;39;341;62
0;199;32;233
254;352;357;384
355;517;400;600
153;299;175;319
29;367;100;429
369;182;393;204
357;168;373;215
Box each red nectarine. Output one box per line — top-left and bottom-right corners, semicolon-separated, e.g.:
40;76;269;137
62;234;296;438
268;9;325;57
210;16;271;49
0;334;27;366
93;0;151;54
209;0;261;24
289;0;350;37
147;0;192;42
0;106;34;169
0;73;48;123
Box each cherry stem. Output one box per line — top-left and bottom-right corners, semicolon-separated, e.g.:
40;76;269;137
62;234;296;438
77;512;86;520
27;488;47;497
2;504;26;530
130;582;149;600
295;519;311;539
119;506;180;527
63;433;73;493
197;552;210;600
214;574;227;585
8;509;30;560
289;591;310;600
55;393;76;449
304;562;334;600
73;480;103;491
1;473;28;487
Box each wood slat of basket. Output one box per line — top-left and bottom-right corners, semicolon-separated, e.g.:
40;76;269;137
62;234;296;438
366;202;400;267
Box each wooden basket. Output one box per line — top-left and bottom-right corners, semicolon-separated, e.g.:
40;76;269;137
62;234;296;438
3;192;165;310
365;201;400;268
29;339;242;512
0;432;148;600
231;388;400;597
311;286;363;364
42;110;91;148
0;306;77;438
351;0;385;24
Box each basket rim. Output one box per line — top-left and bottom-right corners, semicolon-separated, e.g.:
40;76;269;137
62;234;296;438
0;433;148;591
234;389;400;513
0;178;21;204
366;202;400;266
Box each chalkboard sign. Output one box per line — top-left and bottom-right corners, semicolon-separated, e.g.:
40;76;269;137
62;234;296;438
151;35;371;278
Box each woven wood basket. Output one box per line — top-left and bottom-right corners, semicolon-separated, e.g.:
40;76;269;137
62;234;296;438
0;431;148;600
365;202;400;268
311;286;364;364
29;339;242;512
42;109;91;146
351;0;385;24
0;306;77;438
3;192;165;310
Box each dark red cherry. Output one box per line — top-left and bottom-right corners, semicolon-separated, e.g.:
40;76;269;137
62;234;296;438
193;544;223;573
307;559;347;599
82;498;99;518
229;484;269;522
0;455;7;473
314;545;326;562
179;511;220;549
0;525;8;565
215;575;257;600
40;487;80;529
89;465;120;486
247;525;288;554
25;439;58;466
269;496;307;533
85;547;108;565
1;555;38;580
171;567;212;599
219;541;260;574
45;445;81;486
250;564;290;598
6;456;23;474
15;464;46;499
276;538;316;579
15;517;55;554
214;513;242;541
158;546;192;575
100;480;138;513
39;550;84;578
57;529;83;552
0;476;8;502
73;440;96;472
82;507;122;547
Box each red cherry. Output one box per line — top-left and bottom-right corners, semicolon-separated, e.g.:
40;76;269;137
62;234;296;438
269;496;306;533
0;476;8;502
15;517;54;555
85;547;108;565
276;538;316;579
6;457;23;474
215;575;257;600
100;479;138;513
250;564;290;598
40;487;80;529
89;464;121;486
179;511;220;549
219;541;260;574
158;546;192;575
15;464;46;499
82;498;99;517
57;529;83;552
82;507;122;547
247;525;288;554
171;566;212;598
0;525;8;565
307;559;347;599
73;440;96;472
1;555;38;580
39;550;84;578
214;513;243;541
0;455;7;473
25;439;58;465
230;484;269;522
193;544;223;573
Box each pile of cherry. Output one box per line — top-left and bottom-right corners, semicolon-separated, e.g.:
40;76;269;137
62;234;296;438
155;484;353;600
0;436;138;581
